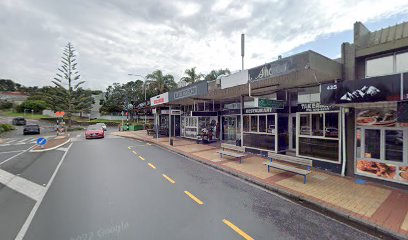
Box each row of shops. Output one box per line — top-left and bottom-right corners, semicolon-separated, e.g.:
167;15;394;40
142;22;408;189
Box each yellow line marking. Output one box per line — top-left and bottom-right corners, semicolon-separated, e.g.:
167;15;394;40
138;156;145;161
184;191;204;205
162;174;175;184
132;150;138;155
222;219;254;240
127;146;132;150
148;163;156;169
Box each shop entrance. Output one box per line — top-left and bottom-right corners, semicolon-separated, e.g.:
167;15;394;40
222;116;238;145
289;113;297;151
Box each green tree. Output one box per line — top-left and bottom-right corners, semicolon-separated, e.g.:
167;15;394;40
204;68;231;81
51;42;92;127
146;70;177;95
0;79;18;91
181;67;203;85
16;100;47;113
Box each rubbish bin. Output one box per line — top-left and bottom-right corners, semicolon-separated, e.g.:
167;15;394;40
170;138;174;146
236;139;241;146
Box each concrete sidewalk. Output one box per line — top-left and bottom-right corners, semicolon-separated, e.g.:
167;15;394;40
113;130;408;239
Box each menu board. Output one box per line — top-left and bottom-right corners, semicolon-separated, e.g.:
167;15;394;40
355;108;397;127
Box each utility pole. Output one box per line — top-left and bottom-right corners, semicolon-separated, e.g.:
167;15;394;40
241;33;245;71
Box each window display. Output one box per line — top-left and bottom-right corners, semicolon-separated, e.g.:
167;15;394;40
242;113;277;152
355;107;408;184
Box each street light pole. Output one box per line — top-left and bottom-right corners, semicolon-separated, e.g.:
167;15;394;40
128;73;147;124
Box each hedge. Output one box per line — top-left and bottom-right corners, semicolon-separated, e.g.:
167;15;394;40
0;124;15;133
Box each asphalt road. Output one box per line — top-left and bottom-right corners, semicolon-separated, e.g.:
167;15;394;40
0;132;377;240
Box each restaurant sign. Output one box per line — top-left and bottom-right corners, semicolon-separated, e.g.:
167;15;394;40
321;74;401;104
248;57;296;82
297;102;338;112
170;81;208;101
244;107;276;114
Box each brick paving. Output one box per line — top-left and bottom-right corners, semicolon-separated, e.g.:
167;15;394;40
113;130;408;239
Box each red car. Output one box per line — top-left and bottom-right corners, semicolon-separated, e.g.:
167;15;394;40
85;125;104;139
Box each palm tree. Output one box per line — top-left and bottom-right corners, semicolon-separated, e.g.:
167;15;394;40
204;68;231;81
181;67;203;85
146;70;177;95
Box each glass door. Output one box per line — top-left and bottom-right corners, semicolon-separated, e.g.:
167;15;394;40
289;113;297;151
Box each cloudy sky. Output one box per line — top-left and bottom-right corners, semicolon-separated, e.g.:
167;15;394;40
1;0;408;90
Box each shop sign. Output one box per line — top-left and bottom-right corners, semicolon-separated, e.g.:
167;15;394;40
321;74;401;104
248;58;295;82
150;92;168;106
297;102;338;112
170;81;208;101
152;108;157;114
219;109;241;115
161;110;170;115
255;98;285;109
191;111;218;117
244;107;276;114
170;110;182;115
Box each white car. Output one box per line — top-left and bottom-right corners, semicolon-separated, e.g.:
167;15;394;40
95;123;107;131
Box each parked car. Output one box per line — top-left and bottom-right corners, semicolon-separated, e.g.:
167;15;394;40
23;124;40;135
12;117;26;126
85;125;104;139
95;123;107;131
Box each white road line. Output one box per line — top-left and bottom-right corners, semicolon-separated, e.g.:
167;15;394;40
15;142;73;240
0;145;35;166
0;169;45;201
0;150;24;154
16;139;30;144
0;144;11;147
5;139;18;144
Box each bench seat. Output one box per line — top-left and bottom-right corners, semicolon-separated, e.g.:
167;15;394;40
263;161;311;176
266;152;313;184
217;148;245;164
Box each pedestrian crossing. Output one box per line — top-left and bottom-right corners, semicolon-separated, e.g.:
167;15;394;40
0;136;52;147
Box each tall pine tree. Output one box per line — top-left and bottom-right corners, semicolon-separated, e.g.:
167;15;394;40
51;42;91;127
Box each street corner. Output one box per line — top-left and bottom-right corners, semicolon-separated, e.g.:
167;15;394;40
30;135;71;152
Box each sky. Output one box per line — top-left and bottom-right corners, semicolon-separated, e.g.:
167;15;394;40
1;0;408;90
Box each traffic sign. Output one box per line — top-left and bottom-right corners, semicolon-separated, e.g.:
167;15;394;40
36;137;47;146
55;111;65;117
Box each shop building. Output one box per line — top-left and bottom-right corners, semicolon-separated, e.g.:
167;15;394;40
321;21;408;188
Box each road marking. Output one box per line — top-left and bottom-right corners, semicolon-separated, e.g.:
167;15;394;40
222;219;254;240
0;168;45;201
4;139;18;144
147;143;151;145
15;142;73;240
132;150;138;155
138;156;145;161
184;191;204;205
162;174;175;184
0;150;24;154
127;146;132;150
0;145;36;166
148;163;156;169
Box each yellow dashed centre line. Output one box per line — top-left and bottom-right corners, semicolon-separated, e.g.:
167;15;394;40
138;156;145;161
184;191;204;205
162;174;175;184
127;146;132;150
148;163;156;169
222;219;254;240
132;150;138;155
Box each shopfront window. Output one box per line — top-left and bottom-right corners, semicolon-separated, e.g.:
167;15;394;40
312;114;324;136
325;113;339;138
250;116;257;132
243;116;250;132
300;114;311;135
385;130;403;162
267;115;275;134
364;129;381;159
355;107;408;185
259;115;266;132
